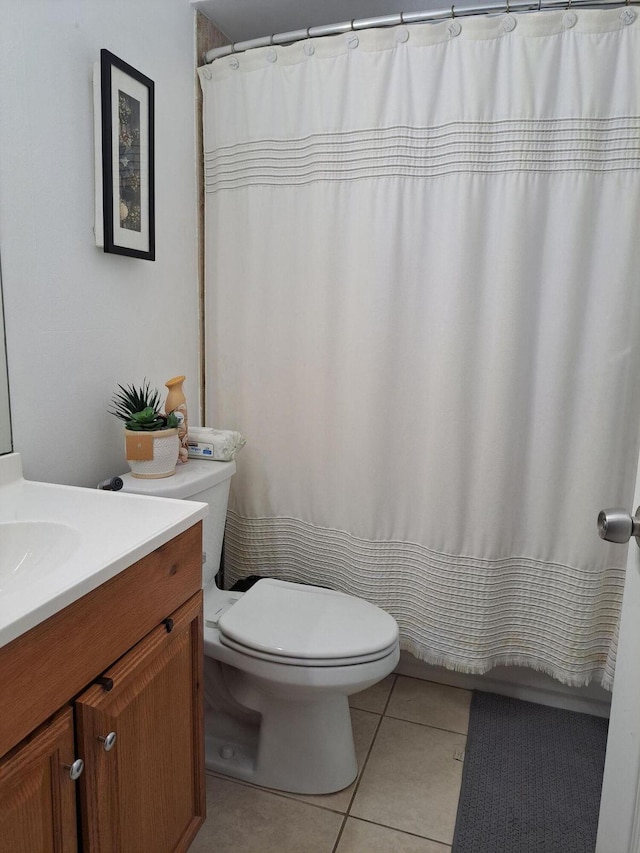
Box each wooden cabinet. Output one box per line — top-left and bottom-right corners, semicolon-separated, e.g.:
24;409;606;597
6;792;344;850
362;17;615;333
0;708;78;853
0;524;205;853
77;595;204;853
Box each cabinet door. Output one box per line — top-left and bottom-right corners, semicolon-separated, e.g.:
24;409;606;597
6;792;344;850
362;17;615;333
76;592;205;853
0;707;78;853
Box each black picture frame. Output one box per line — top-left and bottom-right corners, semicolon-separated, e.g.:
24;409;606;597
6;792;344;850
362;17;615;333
100;49;155;260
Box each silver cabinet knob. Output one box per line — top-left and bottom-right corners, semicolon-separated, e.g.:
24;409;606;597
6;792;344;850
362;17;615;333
97;731;117;751
597;507;640;546
64;758;84;780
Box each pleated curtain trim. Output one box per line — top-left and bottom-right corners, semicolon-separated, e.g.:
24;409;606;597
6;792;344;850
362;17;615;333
223;513;624;687
205;118;640;191
200;8;640;689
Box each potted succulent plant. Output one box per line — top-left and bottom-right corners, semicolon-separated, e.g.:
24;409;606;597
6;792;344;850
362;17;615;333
110;380;180;479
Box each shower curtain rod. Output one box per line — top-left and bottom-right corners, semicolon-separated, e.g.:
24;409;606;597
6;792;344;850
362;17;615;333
204;0;638;61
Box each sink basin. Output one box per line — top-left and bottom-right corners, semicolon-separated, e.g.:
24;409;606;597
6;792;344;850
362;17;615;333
0;521;81;593
0;451;208;649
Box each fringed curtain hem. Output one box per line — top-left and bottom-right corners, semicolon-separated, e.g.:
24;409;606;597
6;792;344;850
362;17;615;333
224;513;620;689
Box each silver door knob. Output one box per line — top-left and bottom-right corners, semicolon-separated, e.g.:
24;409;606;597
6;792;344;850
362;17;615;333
64;758;84;780
597;507;640;546
97;731;117;751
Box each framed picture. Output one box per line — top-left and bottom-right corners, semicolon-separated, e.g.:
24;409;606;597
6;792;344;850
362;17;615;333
97;49;155;260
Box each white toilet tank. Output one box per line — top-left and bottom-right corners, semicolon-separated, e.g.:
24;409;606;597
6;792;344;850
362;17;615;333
119;460;235;585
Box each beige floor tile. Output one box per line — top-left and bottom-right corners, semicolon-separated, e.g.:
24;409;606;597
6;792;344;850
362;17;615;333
190;775;343;853
350;717;465;845
336;818;452;852
349;673;396;713
280;708;380;812
386;677;471;734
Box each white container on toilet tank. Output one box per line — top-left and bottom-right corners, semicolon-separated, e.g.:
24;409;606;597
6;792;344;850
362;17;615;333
119;459;235;585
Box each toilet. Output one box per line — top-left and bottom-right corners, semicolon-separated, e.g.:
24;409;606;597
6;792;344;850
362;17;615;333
120;460;399;794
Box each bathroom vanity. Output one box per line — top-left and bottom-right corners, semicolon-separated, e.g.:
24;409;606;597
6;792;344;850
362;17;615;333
0;525;204;852
0;453;208;852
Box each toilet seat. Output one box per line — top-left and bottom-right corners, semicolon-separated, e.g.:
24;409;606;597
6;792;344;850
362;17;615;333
218;632;399;667
217;578;399;663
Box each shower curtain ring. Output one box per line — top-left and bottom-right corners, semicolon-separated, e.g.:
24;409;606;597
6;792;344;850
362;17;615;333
451;4;456;17
506;0;510;13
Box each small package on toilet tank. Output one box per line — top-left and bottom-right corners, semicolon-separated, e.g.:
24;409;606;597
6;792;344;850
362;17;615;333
187;427;246;461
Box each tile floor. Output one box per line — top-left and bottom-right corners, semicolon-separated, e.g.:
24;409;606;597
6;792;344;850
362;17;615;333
190;675;471;853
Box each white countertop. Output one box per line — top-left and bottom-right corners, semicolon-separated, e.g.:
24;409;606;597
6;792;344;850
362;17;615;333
0;453;207;649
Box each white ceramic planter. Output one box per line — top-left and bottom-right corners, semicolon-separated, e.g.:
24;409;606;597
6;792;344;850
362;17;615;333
125;428;179;479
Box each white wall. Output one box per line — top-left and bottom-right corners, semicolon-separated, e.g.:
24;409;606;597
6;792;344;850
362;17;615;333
0;0;200;486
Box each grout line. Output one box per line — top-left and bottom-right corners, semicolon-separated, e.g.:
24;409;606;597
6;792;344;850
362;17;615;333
345;676;397;812
381;673;399;716
349;673;398;718
331;678;399;853
345;814;454;848
383;712;469;738
205;768;352;817
332;710;387;851
384;674;471;736
395;674;474;697
331;814;349;853
344;676;461;849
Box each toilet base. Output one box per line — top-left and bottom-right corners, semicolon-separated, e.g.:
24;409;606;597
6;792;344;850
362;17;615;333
204;693;358;794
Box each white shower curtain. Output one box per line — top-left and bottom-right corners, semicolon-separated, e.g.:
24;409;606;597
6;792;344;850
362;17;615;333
199;9;640;688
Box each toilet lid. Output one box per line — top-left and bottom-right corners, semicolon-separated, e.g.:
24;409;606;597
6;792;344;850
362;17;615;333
217;578;399;661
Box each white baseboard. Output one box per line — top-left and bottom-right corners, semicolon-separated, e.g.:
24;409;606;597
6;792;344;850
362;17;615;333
395;651;611;718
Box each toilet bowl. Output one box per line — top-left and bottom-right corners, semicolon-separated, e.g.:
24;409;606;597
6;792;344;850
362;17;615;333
120;460;400;794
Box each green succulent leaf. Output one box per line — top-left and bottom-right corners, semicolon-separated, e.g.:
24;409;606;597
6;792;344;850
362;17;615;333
110;379;176;432
130;407;157;423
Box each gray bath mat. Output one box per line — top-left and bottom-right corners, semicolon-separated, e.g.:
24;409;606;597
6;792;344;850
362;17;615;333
452;691;608;853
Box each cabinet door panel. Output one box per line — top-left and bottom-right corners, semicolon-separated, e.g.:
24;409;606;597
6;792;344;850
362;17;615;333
76;592;204;853
0;707;78;853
